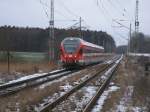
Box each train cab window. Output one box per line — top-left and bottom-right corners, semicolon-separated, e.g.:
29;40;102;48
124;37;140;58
63;39;80;54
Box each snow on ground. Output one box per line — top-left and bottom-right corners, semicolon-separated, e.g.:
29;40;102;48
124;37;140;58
34;70;86;110
114;86;147;112
116;86;134;112
34;82;73;111
8;73;47;83
0;78;4;84
0;69;64;86
5;102;20;112
105;60;113;64
74;86;98;111
73;75;89;85
92;85;120;112
49;69;65;73
0;72;26;84
129;53;150;57
60;82;73;92
38;70;82;89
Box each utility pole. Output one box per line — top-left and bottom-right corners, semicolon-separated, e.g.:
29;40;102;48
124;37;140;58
49;0;55;61
135;0;139;53
79;17;82;39
7;49;10;74
128;23;132;54
135;0;139;33
112;19;132;54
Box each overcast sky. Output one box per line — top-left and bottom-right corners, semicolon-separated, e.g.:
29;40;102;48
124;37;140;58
0;0;149;46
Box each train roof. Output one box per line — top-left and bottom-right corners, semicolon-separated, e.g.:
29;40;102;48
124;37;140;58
62;37;104;50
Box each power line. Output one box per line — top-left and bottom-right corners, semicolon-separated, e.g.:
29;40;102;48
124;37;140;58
94;0;112;24
106;0;126;18
112;27;128;42
56;0;91;32
36;0;50;18
55;9;73;20
112;19;134;31
117;33;128;41
57;0;79;18
37;0;78;24
115;0;134;22
99;0;114;20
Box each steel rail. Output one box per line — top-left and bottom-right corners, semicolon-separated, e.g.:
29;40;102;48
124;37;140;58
38;56;122;112
38;59;118;112
0;69;81;96
0;70;78;96
0;69;66;90
83;56;123;112
0;61;107;96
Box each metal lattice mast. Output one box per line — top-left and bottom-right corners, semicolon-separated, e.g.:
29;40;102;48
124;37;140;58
135;0;139;33
49;0;55;61
79;17;82;39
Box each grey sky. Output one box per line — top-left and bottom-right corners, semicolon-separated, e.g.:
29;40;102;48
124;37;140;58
0;0;149;46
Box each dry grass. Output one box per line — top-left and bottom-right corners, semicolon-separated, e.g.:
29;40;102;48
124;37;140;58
0;62;57;75
0;63;105;112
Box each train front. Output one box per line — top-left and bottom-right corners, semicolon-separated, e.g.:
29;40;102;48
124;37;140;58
60;38;83;68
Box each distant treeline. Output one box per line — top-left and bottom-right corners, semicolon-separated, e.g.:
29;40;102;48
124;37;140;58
116;32;150;54
0;26;116;59
130;33;150;53
116;45;127;54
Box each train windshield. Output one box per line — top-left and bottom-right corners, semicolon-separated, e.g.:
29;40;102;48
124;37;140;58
63;39;80;53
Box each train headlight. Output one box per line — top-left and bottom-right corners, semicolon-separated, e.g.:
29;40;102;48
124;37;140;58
69;55;72;57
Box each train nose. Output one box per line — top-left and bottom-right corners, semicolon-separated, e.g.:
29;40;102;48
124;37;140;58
65;54;77;63
68;54;73;58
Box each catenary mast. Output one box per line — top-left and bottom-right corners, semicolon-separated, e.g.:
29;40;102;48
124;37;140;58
49;0;55;61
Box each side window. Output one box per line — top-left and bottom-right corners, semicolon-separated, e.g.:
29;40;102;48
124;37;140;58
83;47;88;53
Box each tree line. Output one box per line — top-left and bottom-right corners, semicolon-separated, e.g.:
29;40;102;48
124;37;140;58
0;26;116;59
130;32;150;53
116;32;150;54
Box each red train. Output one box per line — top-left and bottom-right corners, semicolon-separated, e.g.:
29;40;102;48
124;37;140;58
60;37;104;68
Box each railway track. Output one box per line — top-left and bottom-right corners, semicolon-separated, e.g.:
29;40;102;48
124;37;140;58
0;69;76;96
83;56;122;112
0;56;118;97
38;55;122;112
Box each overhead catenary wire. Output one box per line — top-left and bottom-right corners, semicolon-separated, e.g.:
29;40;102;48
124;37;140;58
94;0;113;25
97;1;134;45
36;0;79;25
112;19;134;31
97;0;132;28
106;0;127;18
115;0;129;15
56;0;91;29
115;0;134;22
55;0;91;31
37;0;132;42
95;0;125;35
36;0;50;18
57;0;79;18
99;0;114;22
116;32;128;41
112;26;128;43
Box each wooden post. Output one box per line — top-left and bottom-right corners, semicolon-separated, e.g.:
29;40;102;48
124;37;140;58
7;51;10;74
